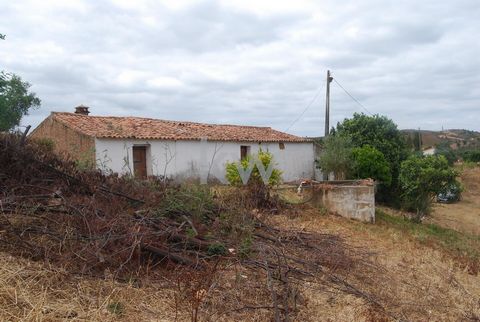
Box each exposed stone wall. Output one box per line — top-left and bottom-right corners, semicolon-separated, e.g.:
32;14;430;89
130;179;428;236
30;115;95;166
313;184;375;223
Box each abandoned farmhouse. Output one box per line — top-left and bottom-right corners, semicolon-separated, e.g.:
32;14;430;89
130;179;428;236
30;106;315;183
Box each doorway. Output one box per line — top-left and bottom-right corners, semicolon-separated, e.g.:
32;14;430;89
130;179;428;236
133;146;147;178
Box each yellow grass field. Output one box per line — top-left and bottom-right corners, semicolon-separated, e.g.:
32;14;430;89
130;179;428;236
428;165;480;236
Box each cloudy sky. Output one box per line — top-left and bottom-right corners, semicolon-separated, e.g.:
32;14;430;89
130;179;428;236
1;0;479;136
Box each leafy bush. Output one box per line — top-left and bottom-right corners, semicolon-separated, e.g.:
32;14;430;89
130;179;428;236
336;113;408;203
351;145;392;186
399;155;460;220
461;149;480;162
435;142;457;165
336;113;408;174
316;134;353;180
155;184;215;222
225;149;282;186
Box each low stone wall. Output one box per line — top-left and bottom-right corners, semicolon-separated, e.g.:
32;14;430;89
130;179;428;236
312;183;375;223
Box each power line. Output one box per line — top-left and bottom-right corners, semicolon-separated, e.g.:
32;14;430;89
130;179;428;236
332;78;373;116
284;81;325;132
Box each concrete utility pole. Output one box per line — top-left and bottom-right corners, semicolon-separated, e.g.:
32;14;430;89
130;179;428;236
323;70;334;181
325;70;334;137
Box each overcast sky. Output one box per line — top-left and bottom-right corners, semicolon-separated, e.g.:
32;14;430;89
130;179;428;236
1;0;479;136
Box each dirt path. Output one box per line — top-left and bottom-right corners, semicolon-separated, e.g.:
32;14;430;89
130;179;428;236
429;166;480;236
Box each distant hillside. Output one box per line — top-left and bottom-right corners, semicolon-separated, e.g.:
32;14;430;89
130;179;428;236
401;129;480;150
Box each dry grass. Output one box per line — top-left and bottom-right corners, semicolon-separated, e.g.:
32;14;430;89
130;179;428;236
428;165;480;235
270;209;480;321
2;204;480;321
0;252;280;322
0;253;181;321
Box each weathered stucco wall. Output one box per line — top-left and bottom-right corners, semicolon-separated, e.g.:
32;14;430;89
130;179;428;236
95;138;315;183
29;114;95;165
313;184;375;223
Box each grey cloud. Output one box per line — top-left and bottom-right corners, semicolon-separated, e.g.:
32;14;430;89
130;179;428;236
1;0;479;136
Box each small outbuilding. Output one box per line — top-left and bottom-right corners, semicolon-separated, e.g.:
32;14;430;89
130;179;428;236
30;106;315;183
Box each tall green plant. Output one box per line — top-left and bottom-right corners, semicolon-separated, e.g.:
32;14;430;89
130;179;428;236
399;155;460;221
336;113;408;203
351;145;391;185
317;134;353;180
435;142;457;165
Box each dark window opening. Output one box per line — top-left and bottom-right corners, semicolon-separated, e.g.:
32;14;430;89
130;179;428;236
279;142;285;150
240;145;250;160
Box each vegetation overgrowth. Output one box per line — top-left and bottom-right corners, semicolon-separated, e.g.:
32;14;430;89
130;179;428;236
318;113;462;218
0;133;393;321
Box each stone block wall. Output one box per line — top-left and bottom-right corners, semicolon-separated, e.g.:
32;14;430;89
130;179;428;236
313;184;375;223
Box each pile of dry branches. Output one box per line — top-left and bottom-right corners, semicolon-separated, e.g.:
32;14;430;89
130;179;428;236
0;134;390;321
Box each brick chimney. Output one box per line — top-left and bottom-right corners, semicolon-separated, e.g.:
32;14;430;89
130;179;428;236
74;105;90;115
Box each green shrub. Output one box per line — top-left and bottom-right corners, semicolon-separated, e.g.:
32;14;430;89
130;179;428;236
399;155;460;220
225;149;282;186
207;242;228;256
435;142;457;165
155;185;215;222
461;149;480;162
351;145;392;185
336;113;409;203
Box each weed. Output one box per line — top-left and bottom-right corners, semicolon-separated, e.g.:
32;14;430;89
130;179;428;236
32;137;55;152
107;301;124;315
207;242;227;256
186;227;198;238
239;235;253;259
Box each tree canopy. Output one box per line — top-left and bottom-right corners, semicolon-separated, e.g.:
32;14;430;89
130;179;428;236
0;72;41;131
335;113;408;202
351;145;392;186
399;155;460;220
336;113;408;173
317;134;353;180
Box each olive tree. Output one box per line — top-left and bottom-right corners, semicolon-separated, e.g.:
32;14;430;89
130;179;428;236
317;134;353;180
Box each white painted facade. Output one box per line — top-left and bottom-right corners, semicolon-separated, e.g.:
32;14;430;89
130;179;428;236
95;138;314;183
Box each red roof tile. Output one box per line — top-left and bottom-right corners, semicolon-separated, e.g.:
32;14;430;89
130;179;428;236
50;112;310;143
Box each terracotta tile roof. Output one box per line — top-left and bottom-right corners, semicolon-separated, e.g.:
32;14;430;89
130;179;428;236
50;112;311;143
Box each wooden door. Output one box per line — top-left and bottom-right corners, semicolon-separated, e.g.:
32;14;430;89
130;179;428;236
133;146;147;178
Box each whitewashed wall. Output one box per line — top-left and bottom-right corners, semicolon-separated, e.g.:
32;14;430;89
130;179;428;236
95;138;314;183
